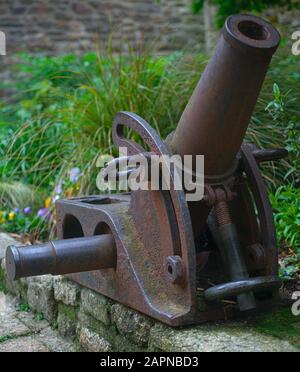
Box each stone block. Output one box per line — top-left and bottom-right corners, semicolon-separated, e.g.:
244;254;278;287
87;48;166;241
77;309;116;344
111;303;153;346
78;326;113;352
27;276;57;322
54;277;80;307
56;303;78;340
80;288;111;326
57;311;76;340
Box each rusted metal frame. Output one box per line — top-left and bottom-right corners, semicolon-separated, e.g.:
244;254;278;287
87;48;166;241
240;143;279;276
112;111;198;319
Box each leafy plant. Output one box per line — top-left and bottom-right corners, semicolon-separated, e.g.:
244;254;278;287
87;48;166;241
18;302;30;312
0;42;299;249
265;83;300;185
0;203;51;240
192;0;300;27
270;186;300;252
0;181;34;210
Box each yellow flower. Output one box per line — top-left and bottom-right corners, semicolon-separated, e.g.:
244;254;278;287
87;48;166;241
44;197;52;209
8;212;15;221
0;216;5;224
66;188;74;198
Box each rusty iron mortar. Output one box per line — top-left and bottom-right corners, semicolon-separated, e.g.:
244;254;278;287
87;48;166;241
5;15;288;326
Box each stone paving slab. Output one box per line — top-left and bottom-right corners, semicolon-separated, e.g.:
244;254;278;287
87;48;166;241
0;291;76;352
37;327;77;352
149;323;298;352
0;233;21;260
0;336;50;352
0;292;31;338
15;311;50;333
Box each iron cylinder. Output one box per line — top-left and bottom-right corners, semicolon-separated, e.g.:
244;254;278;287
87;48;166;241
6;235;117;281
170;14;280;179
169;14;280;234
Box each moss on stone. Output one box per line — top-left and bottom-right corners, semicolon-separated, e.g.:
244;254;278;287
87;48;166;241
78;309;117;346
0;265;8;294
57;303;77;323
253;307;300;348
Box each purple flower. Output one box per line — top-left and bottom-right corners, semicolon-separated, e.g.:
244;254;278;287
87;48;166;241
14;208;20;213
69;167;81;183
37;208;49;219
54;182;63;195
24;207;31;215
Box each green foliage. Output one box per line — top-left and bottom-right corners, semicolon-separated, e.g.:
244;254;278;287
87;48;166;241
192;0;205;14
0;46;299;269
35;313;45;321
254;308;300;348
0;335;13;344
0;182;34;210
270;186;300;252
1;49;298;202
192;0;300;27
270;184;300;280
0;49;207;209
266;83;300;185
279;255;300;280
0;207;49;240
18;302;30;312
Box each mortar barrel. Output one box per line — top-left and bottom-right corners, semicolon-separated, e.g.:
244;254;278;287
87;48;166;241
170;14;280;179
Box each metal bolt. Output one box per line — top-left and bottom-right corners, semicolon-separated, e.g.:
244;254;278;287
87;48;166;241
166;256;184;285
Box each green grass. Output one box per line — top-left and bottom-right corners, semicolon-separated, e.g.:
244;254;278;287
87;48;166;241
1;48;299;195
0;335;13;343
254;308;300;348
0;44;299;253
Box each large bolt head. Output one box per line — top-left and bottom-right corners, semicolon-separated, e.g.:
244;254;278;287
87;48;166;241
165;256;184;285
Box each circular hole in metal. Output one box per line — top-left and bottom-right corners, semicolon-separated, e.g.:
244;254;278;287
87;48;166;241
238;20;268;41
94;222;113;236
168;265;173;275
63;214;84;239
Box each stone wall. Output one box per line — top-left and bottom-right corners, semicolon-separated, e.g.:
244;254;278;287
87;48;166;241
0;1;299;58
0;236;298;352
0;0;205;56
1;270;298;352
